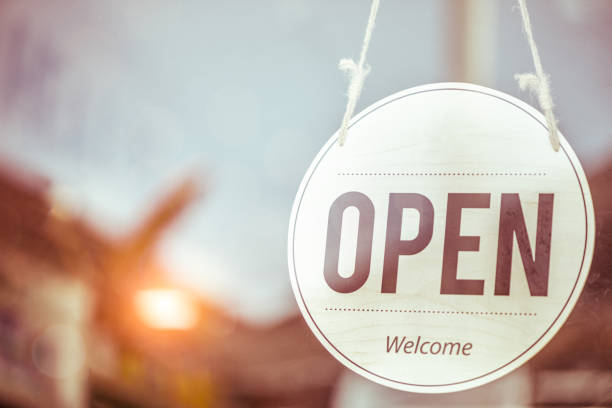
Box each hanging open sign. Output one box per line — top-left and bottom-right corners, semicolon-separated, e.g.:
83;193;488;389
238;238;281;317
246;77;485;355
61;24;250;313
288;83;595;393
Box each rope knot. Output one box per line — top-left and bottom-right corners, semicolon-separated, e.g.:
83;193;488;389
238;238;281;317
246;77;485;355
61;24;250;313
515;70;559;151
339;58;371;100
515;72;554;111
337;0;380;146
515;0;560;151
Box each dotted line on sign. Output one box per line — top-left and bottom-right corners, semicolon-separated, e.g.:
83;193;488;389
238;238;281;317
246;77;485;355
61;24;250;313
337;172;546;177
324;307;536;316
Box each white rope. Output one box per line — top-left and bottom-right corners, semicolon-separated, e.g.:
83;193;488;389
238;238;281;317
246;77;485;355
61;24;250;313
338;0;380;146
515;0;560;151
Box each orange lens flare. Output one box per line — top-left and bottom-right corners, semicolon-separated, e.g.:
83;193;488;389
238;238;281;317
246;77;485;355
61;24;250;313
135;289;199;330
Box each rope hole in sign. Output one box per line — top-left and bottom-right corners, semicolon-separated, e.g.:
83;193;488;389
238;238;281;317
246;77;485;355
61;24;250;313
337;0;560;151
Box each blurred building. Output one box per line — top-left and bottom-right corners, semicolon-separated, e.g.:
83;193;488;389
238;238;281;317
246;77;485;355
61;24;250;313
0;163;343;408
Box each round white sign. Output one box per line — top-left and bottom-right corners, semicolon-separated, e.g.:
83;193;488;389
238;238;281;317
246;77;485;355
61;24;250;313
288;83;595;393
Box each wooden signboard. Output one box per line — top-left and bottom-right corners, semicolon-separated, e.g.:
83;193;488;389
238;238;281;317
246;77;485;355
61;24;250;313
288;83;595;393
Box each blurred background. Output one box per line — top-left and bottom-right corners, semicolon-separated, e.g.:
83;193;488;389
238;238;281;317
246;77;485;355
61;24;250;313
0;0;611;407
